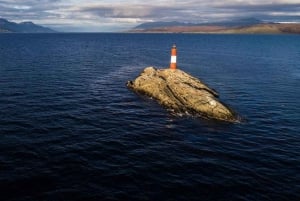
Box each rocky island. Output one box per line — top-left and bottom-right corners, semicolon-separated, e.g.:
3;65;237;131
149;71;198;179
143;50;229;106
127;67;240;122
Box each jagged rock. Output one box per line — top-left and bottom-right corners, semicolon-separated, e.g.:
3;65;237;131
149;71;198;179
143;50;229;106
127;67;239;122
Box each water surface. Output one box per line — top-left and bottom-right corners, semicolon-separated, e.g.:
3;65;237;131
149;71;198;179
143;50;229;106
0;33;299;201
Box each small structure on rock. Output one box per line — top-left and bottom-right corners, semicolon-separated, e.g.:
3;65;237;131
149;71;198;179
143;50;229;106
170;44;177;69
127;67;239;122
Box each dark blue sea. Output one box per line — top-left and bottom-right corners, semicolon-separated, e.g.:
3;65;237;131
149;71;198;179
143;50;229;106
0;33;299;201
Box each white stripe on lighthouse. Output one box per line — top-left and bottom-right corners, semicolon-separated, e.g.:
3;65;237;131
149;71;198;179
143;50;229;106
171;56;177;63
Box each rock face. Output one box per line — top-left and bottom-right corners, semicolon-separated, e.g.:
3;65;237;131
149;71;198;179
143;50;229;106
127;67;239;122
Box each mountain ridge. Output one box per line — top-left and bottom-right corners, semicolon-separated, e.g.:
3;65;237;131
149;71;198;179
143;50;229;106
130;18;300;34
0;18;56;33
134;18;264;30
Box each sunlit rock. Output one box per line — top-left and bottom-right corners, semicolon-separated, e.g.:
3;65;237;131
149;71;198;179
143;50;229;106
127;67;239;122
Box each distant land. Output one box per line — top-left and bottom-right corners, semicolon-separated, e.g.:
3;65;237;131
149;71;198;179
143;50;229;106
130;18;300;34
0;18;56;33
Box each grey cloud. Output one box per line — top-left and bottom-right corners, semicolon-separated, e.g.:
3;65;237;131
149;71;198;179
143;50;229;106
216;3;300;12
76;2;300;23
212;3;300;22
0;0;65;21
79;5;167;18
78;4;209;22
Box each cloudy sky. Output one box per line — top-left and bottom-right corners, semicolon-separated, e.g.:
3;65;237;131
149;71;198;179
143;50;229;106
0;0;299;32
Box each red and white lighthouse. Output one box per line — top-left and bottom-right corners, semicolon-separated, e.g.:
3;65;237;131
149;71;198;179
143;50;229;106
170;44;177;69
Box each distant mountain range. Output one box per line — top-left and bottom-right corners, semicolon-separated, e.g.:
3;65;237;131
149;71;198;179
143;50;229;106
134;18;264;29
0;18;56;33
131;18;300;34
